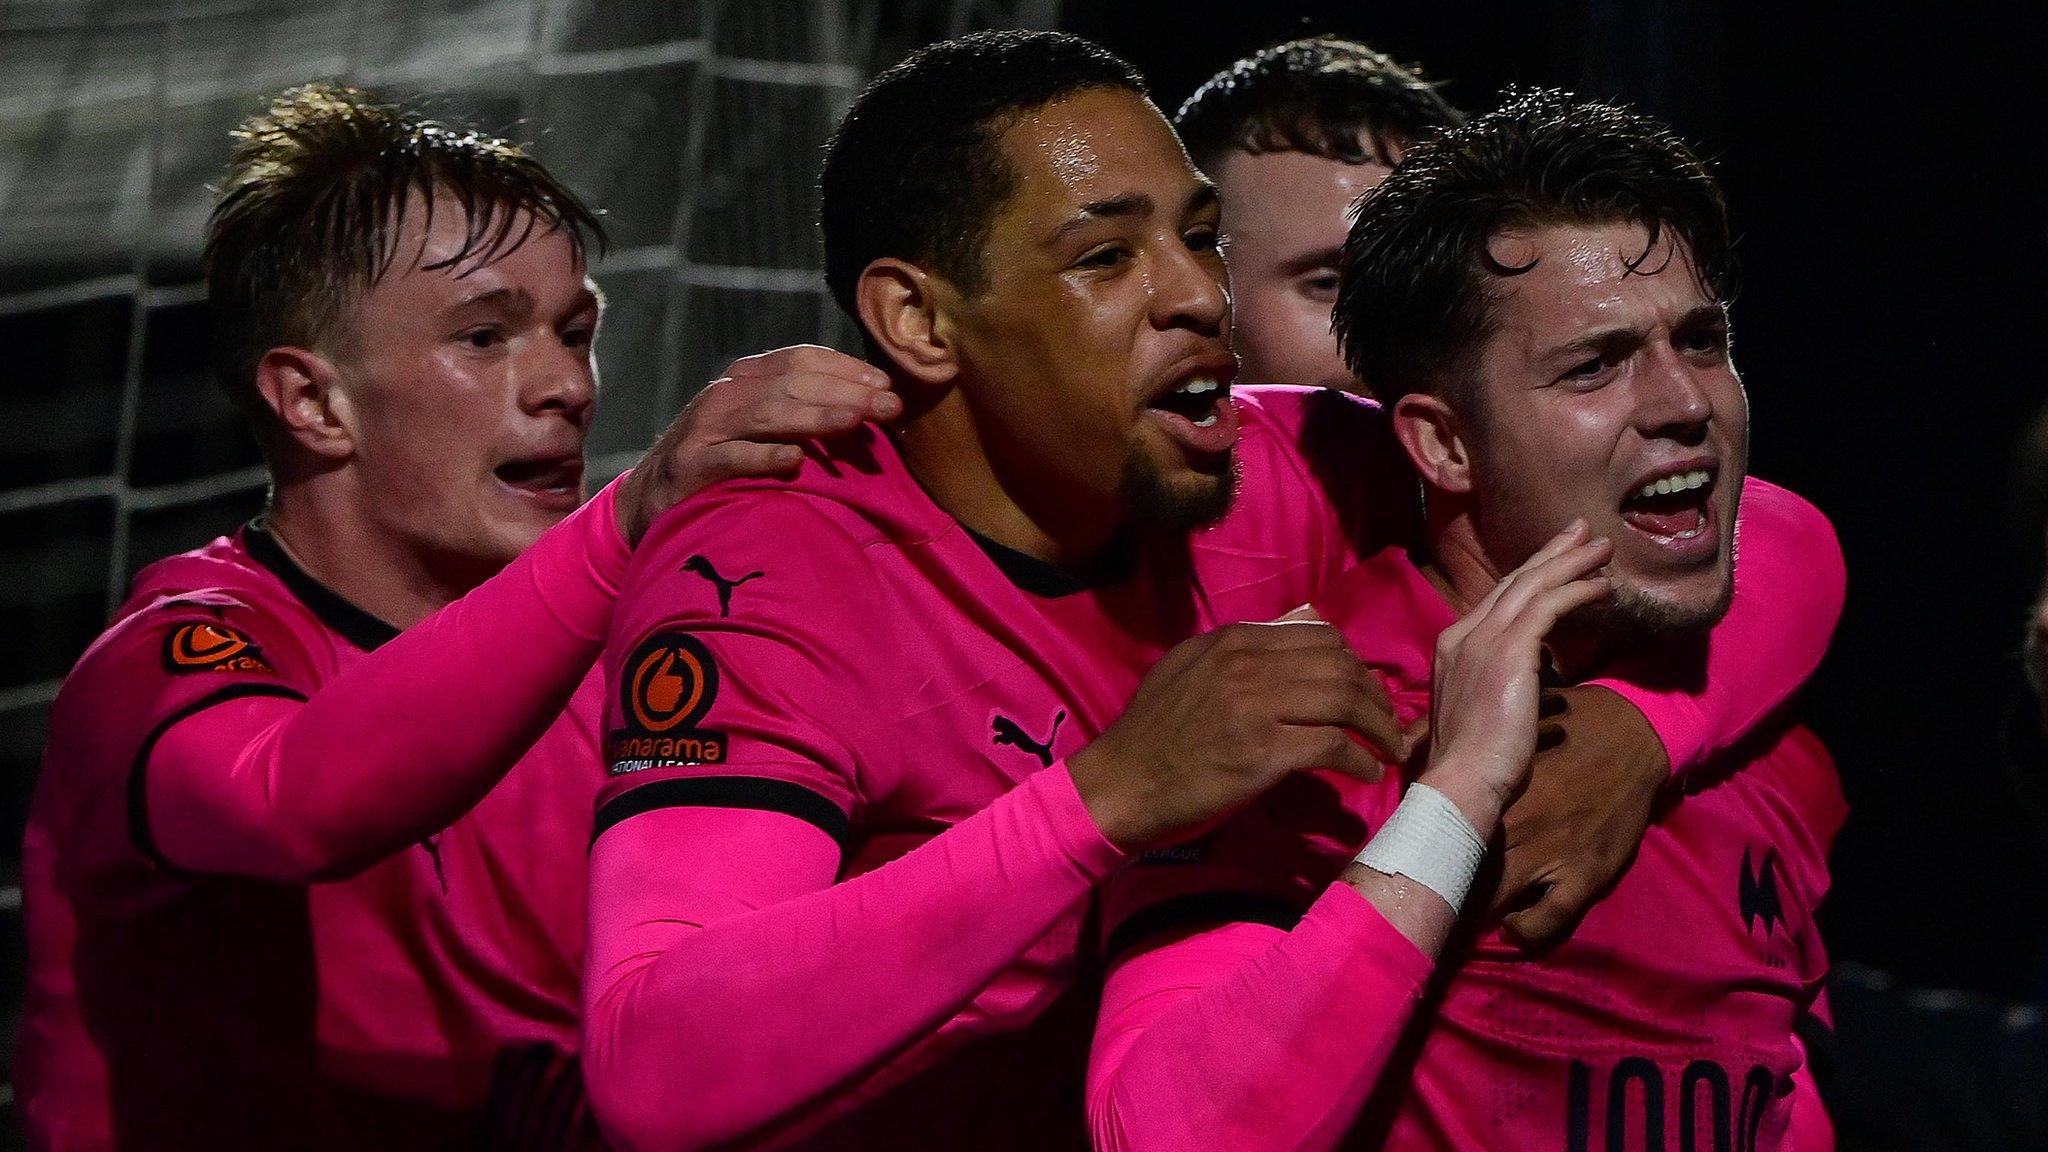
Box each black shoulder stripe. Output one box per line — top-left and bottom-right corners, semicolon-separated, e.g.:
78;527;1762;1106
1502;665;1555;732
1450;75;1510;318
593;776;850;853
1104;891;1305;963
126;682;310;872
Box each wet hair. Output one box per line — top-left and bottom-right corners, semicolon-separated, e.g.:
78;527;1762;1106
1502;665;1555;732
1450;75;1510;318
1173;36;1464;175
1334;88;1735;406
818;30;1146;331
204;83;604;431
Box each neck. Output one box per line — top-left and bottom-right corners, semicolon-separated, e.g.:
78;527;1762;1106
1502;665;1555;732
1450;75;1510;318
1420;492;1615;680
1418;495;1498;616
893;381;1124;569
265;473;495;632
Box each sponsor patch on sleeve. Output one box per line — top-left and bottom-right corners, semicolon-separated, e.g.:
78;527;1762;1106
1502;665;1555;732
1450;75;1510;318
608;631;729;775
161;622;275;675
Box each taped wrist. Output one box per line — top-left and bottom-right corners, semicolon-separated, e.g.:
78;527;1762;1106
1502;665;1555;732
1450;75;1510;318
1351;782;1487;911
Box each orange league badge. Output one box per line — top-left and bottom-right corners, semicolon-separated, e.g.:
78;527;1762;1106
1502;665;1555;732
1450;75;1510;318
161;622;275;675
609;632;728;773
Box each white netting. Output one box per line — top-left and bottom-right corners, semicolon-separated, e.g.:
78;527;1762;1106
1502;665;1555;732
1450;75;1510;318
0;0;1055;1129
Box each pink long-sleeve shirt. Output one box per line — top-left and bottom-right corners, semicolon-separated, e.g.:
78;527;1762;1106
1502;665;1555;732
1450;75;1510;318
1088;538;1847;1152
585;388;1391;1151
17;481;629;1151
583;387;1844;1151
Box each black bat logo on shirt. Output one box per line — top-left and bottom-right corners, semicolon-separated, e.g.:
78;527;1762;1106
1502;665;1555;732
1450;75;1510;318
1739;846;1784;937
682;555;765;617
991;710;1066;768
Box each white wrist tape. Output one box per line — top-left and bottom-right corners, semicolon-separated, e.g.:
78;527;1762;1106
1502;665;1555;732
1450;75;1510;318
1351;783;1488;912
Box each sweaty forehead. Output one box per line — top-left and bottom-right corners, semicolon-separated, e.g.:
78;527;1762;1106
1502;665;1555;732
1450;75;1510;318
1487;222;1709;335
993;88;1193;222
357;188;586;327
1216;149;1389;248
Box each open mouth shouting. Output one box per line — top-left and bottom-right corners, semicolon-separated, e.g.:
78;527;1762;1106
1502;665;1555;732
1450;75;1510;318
494;452;585;513
1141;355;1240;459
1618;459;1719;559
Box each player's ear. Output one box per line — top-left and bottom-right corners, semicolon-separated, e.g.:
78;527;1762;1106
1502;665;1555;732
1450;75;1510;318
1391;389;1473;495
855;258;958;389
253;346;355;462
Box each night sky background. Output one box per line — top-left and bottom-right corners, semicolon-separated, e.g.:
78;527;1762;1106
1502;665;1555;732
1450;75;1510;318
1069;0;2048;998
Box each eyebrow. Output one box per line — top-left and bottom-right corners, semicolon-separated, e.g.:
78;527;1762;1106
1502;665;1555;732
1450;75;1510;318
1047;179;1220;245
1539;304;1728;364
444;286;533;316
1671;303;1729;332
1278;246;1346;277
1050;194;1151;244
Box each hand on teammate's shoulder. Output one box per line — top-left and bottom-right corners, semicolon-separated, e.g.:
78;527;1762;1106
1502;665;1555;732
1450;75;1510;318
617;345;900;545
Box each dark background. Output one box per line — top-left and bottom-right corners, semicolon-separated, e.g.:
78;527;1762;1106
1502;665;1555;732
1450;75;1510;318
1070;0;2048;1000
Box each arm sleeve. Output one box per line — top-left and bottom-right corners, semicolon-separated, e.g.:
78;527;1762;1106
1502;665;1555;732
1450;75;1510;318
1088;886;1432;1152
1588;478;1847;772
585;768;1120;1151
1086;773;1430;1152
1229;387;1419;597
138;477;633;879
582;492;1125;1151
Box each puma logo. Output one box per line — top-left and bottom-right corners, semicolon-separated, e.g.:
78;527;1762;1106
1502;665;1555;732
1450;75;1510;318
991;710;1066;768
682;555;765;617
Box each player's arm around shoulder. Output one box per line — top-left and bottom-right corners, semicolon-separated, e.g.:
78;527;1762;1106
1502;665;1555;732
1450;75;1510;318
1587;477;1844;765
615;345;898;546
1490;481;1842;949
1738;477;1846;623
1713;475;1845;690
1223;385;1416;580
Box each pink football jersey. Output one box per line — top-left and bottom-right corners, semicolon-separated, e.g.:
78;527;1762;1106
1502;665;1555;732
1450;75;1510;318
1094;545;1845;1152
19;517;610;1151
583;388;1392;1150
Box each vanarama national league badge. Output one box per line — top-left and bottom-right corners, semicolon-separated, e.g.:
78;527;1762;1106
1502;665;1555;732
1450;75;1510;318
608;631;729;774
161;622;275;675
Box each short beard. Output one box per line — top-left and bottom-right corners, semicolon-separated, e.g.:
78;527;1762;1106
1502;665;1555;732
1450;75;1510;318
1120;449;1237;533
1568;574;1735;647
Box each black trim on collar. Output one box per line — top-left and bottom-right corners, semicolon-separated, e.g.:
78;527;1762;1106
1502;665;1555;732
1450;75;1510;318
242;522;402;652
128;682;310;873
961;525;1137;599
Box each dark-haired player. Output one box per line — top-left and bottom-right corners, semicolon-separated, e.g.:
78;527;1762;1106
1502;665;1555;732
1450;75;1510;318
1177;36;1463;394
582;35;1841;1151
1088;91;1844;1151
16;85;894;1150
1182;37;1716;952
